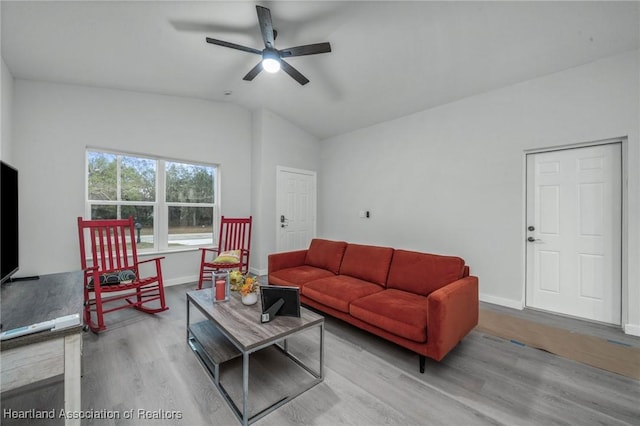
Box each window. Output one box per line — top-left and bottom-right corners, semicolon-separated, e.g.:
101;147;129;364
86;150;217;251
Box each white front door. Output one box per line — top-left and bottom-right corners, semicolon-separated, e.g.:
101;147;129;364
526;143;622;325
276;166;316;252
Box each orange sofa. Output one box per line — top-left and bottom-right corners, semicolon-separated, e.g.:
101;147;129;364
268;239;479;372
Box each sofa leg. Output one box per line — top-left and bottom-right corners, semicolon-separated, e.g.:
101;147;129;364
419;355;425;373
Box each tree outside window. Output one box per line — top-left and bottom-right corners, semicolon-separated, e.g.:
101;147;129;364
166;161;215;245
87;150;216;251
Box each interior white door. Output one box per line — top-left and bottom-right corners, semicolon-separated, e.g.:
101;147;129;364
526;144;622;325
276;167;316;252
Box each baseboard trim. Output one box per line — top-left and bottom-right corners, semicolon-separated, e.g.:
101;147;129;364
164;275;199;287
479;293;523;310
250;267;267;277
624;323;640;337
164;270;267;288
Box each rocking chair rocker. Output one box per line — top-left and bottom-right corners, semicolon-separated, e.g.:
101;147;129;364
77;216;169;332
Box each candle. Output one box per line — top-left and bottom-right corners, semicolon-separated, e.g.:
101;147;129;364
215;279;226;301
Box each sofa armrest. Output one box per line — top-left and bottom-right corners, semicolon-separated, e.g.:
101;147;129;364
426;275;479;361
268;250;308;275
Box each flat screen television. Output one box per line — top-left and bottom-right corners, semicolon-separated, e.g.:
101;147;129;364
260;285;301;320
1;161;19;284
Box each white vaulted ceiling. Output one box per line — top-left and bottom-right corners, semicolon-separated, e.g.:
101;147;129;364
2;1;639;139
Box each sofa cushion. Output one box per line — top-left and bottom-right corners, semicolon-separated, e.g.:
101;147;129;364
350;289;429;343
386;250;465;297
303;275;384;313
304;239;348;274
339;244;394;286
269;266;335;290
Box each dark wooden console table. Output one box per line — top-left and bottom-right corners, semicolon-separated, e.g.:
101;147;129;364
0;271;84;426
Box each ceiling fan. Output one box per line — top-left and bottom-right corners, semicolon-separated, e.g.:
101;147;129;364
206;5;332;85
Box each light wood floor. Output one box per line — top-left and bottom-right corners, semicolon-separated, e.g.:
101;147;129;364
2;282;639;425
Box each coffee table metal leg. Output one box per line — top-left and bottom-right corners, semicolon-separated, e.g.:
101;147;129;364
185;298;190;344
242;351;249;426
320;322;325;379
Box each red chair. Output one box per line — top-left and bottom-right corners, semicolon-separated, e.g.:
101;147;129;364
197;216;252;290
77;216;169;332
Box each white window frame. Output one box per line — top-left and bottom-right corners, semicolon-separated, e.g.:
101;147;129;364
85;148;220;253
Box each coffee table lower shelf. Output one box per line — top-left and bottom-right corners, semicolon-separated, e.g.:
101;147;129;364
188;321;241;384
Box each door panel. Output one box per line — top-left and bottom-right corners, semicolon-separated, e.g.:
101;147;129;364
537;250;560;293
526;144;621;325
276;167;316;252
539;185;560;234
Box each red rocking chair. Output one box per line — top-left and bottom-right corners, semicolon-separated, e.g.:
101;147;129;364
77;216;169;332
197;216;252;290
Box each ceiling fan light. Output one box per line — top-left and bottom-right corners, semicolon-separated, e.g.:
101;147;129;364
262;50;281;73
262;58;281;73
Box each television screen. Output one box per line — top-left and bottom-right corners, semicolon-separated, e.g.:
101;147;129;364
260;285;301;318
1;161;19;284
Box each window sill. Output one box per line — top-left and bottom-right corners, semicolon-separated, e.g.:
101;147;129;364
137;246;216;257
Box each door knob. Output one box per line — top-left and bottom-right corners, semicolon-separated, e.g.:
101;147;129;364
528;226;535;231
527;236;542;242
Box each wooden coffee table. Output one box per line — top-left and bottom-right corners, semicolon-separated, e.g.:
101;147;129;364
186;289;324;426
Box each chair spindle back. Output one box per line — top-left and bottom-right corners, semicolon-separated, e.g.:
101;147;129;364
78;216;138;275
218;216;252;255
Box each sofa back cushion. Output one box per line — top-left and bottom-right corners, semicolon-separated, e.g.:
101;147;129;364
304;239;348;274
387;249;466;296
339;244;394;286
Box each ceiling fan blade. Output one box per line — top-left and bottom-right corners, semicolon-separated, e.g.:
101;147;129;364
243;62;263;81
256;6;275;49
280;59;309;86
206;37;261;55
280;42;332;58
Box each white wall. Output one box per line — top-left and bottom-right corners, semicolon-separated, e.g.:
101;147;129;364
250;108;320;275
1;57;13;162
319;50;640;334
12;80;252;284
